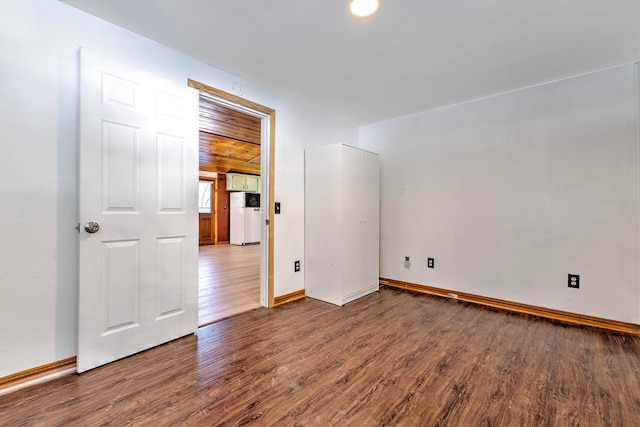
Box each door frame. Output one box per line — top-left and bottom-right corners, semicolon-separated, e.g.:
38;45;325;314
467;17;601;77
188;79;275;308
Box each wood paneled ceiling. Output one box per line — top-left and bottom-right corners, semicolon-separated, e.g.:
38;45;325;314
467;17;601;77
198;97;261;175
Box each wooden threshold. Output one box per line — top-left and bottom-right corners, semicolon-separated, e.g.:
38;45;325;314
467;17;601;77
380;277;640;335
0;357;76;396
274;289;306;307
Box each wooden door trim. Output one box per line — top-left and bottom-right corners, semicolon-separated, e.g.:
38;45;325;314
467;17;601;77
274;289;306;307
189;79;275;308
381;277;640;335
0;357;76;395
213;178;218;244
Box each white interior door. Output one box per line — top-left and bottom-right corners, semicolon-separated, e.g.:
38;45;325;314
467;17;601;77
78;48;199;373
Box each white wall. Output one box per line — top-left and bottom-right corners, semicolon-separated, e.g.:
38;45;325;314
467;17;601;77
360;65;639;324
0;0;358;377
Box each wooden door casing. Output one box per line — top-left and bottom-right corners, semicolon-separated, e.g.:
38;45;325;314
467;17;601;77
189;78;275;308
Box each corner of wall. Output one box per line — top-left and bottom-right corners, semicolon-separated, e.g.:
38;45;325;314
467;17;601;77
635;62;640;324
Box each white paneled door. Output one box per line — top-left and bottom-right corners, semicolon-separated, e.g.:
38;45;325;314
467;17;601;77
77;49;199;373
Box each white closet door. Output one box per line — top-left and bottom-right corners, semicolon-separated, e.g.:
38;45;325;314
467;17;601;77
78;49;199;372
341;145;364;299
360;150;380;289
304;144;342;304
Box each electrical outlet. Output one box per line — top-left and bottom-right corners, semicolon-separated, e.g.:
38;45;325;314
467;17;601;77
294;260;300;272
404;256;410;269
568;274;579;289
427;258;435;268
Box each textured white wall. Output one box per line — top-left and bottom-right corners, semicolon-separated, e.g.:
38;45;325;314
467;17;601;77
272;99;360;296
360;65;639;324
0;0;357;377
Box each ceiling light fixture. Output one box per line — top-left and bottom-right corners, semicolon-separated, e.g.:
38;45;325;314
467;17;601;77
349;0;379;17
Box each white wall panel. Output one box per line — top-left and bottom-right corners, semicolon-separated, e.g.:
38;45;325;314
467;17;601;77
102;121;139;212
102;240;140;333
102;72;139;111
156;237;186;318
360;65;638;323
156;90;183;120
156;133;184;212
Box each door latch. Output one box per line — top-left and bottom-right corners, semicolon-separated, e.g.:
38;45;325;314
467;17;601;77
84;222;100;233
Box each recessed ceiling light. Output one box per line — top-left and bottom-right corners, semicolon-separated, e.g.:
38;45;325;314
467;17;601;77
349;0;379;17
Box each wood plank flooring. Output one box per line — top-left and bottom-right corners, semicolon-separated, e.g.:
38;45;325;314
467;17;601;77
198;243;261;326
2;287;639;426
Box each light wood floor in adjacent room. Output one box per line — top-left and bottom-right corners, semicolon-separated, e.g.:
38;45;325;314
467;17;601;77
198;243;261;326
2;287;639;426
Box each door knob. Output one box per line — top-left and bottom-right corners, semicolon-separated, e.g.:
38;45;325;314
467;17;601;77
84;222;100;233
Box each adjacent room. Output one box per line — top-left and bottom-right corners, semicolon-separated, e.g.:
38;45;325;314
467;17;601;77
196;93;263;326
1;0;639;425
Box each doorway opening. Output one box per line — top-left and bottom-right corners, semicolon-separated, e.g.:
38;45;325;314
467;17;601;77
188;79;275;327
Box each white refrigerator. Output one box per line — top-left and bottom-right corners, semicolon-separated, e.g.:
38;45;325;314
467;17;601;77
230;192;261;245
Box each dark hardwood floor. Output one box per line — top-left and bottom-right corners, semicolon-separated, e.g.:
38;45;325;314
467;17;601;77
2;286;639;426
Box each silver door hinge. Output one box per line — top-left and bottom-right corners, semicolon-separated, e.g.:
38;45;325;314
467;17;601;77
265;218;270;225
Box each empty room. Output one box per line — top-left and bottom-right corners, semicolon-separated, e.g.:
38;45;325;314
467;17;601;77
1;0;639;425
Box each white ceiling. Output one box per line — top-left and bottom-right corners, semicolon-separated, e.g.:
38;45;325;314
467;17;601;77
62;0;640;126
